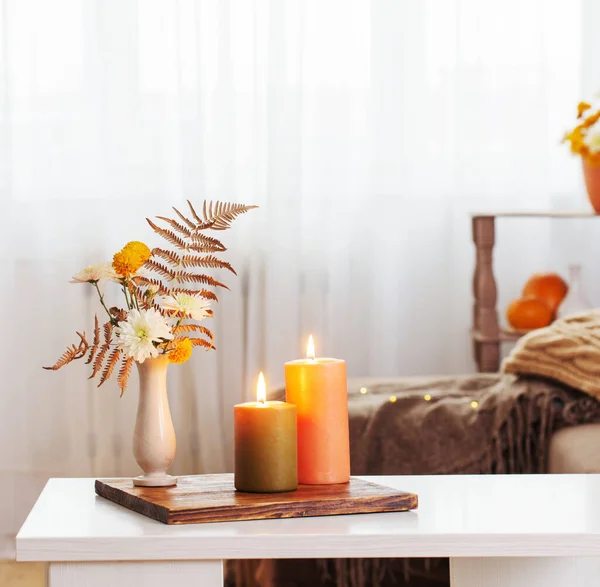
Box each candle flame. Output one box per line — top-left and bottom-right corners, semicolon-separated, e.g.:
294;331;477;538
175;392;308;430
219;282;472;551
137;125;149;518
256;372;267;403
306;335;316;360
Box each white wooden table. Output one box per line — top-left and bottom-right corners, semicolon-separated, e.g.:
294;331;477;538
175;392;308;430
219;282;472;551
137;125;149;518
16;474;600;587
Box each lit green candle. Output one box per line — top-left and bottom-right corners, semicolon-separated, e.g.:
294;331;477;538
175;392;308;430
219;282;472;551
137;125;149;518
234;373;298;493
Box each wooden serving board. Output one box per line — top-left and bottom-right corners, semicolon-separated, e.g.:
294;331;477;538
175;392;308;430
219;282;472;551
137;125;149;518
95;474;418;525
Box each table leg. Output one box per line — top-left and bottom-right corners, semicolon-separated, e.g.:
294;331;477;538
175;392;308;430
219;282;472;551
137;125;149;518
472;216;500;372
450;557;600;586
49;560;224;586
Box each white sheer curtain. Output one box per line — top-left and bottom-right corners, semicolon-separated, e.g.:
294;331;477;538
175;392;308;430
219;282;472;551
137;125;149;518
1;0;598;555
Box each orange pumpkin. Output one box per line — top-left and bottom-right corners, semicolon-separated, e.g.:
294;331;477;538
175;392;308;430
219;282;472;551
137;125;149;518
506;297;553;330
522;273;568;315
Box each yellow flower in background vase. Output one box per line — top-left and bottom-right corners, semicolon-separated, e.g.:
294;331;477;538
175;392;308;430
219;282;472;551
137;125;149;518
112;241;151;278
578;101;592;118
169;338;193;364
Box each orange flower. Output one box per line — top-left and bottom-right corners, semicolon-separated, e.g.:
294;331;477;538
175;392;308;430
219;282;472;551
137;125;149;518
582;111;600;128
578;101;592;118
168;338;193;364
112;241;151;278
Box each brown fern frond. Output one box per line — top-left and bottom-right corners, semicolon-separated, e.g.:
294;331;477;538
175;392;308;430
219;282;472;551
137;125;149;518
44;331;89;370
146;218;188;250
117;357;134;397
132;276;168;295
201;200;258;230
171;271;229;289
156;216;192;238
173;324;214;342
189;337;215;350
129;285;150;310
89;322;113;379
187;200;205;225
130;277;169;314
198;288;219;301
98;348;121;387
181;254;236;274
151;248;181;267
188;238;227;253
85;315;101;365
144;259;175;281
151;302;167;316
44;346;79;370
103;322;113;344
173;205;215;231
109;307;128;324
172;206;196;229
168;287;219;302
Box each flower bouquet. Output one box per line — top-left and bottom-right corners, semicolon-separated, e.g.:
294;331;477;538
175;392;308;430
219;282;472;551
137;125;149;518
44;200;256;486
563;101;600;212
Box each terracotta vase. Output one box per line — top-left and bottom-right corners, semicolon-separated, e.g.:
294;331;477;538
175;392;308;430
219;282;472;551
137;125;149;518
133;355;177;487
582;159;600;213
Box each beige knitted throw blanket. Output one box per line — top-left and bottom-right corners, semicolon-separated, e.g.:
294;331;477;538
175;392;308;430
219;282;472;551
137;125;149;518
231;373;600;587
502;310;600;398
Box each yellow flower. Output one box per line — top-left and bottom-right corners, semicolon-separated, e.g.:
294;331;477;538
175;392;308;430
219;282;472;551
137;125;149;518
123;241;151;258
582;111;600;128
112;241;151;278
578;101;592;118
168;338;193;364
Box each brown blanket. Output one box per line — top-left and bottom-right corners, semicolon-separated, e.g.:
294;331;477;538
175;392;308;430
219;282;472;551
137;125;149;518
232;373;600;587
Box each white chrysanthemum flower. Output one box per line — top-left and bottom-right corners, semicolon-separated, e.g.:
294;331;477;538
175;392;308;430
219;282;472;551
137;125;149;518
161;293;211;320
115;309;173;363
584;125;600;154
70;262;120;284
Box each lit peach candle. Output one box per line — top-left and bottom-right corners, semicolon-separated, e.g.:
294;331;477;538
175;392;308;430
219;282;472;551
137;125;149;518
284;336;350;485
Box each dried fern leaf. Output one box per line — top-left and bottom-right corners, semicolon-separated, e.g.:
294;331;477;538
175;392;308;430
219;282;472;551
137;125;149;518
129;285;150;310
128;284;164;314
85;315;101;365
144;259;175;281
189;337;215;350
98;348;121;387
89;322;113;379
172;206;196;229
151;248;181;267
187;238;226;253
118;357;134;397
173;324;214;341
171;271;229;289
103;321;113;345
44;332;89;370
44;346;79;370
151;302;167;316
188;200;204;225
172;204;216;231
198;288;219;301
132;276;168;295
168;287;219;302
201;200;258;230
146;218;188;250
181;254;236;274
109;307;128;323
156;216;192;238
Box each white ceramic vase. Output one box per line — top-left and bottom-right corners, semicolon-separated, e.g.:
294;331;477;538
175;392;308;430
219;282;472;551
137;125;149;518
133;355;177;487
